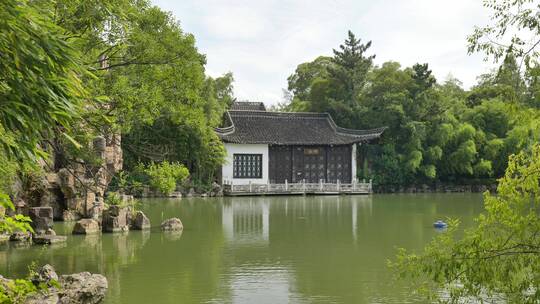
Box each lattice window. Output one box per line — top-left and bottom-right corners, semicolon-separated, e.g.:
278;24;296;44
233;154;262;178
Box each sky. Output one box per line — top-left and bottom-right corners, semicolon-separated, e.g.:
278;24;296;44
151;0;494;106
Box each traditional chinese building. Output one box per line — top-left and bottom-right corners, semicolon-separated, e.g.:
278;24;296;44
215;102;385;195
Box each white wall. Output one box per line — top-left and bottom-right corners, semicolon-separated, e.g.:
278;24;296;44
222;143;269;185
351;143;357;182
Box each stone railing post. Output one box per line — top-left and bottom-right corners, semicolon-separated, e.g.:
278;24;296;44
285;179;288;191
302;179;306;193
337;179;341;192
319;179;323;191
369;179;373;192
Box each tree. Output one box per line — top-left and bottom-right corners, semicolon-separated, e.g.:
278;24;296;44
0;0;87;232
392;144;540;303
287;56;332;102
0;0;85;159
468;0;540;66
25;0;233;191
122;72;233;189
330;30;375;106
284;31;374;127
410;63;436;97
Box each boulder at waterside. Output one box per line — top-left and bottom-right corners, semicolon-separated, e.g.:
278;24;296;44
132;211;151;230
72;219;100;234
58;271;108;304
160;218;183;231
102;205;130;233
20;264;108;304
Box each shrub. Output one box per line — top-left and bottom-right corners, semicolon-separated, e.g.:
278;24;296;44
105;192;123;206
144;161;189;195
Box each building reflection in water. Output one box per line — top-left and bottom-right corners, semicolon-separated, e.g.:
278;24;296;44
222;198;270;245
222;195;373;245
218;195;374;303
220;197;291;303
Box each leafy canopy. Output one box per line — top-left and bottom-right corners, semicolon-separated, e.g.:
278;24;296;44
0;0;88;233
0;0;85;159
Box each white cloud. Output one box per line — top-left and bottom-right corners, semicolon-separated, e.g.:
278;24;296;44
201;6;267;40
152;0;494;106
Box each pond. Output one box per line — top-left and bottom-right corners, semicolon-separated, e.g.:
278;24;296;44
0;193;484;304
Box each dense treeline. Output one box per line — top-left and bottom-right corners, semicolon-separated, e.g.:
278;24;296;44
278;31;540;189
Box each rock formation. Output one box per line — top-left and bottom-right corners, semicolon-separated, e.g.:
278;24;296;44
30;134;123;221
72;219;101;234
132;211;151;230
102;205;130;233
28;207;54;234
3;264;109;304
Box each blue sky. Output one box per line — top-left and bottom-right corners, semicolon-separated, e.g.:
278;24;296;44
152;0;494;105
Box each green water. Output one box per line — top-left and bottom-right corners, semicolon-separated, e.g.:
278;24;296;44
0;193;484;303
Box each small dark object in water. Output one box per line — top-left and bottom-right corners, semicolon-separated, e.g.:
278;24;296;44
433;220;448;229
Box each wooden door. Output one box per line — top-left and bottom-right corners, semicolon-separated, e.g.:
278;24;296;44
269;146;292;183
302;147;326;183
327;145;352;183
292;146;304;183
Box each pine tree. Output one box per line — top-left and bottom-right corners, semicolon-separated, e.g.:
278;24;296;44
330;31;375;106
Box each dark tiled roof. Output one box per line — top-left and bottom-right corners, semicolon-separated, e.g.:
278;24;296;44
230;101;266;111
215;110;386;145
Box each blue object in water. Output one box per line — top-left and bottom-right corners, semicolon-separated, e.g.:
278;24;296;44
433;220;448;229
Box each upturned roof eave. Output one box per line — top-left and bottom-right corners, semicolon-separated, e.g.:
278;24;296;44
215;109;387;145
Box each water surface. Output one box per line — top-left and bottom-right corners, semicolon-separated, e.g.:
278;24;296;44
0;193;484;303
